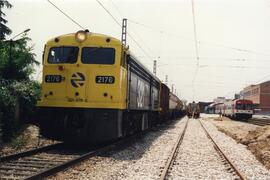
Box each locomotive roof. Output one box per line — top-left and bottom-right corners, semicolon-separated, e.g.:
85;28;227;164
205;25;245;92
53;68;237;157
46;32;121;45
128;53;161;83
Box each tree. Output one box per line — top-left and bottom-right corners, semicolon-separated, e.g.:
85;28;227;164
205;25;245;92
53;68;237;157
0;1;41;143
0;36;39;80
0;0;12;40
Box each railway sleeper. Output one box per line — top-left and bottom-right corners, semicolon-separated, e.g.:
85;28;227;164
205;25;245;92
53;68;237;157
4;162;48;169
0;165;40;172
0;169;32;177
11;160;59;166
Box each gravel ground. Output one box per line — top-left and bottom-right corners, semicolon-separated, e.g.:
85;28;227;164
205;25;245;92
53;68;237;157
0;125;56;156
49;115;270;179
203;114;258;141
168;118;236;179
50;118;188;180
202;116;270;179
203;114;270;170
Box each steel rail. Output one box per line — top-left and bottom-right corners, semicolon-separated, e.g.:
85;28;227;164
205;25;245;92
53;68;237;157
24;144;115;180
247;118;270;126
0;143;63;162
198;120;247;180
25;128;156;180
159;119;189;180
0;126;156;180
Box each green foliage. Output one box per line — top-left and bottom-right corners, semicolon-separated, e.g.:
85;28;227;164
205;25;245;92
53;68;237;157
0;0;41;145
0;111;2;144
10;133;28;149
0;0;12;40
0;80;41;142
0;36;39;80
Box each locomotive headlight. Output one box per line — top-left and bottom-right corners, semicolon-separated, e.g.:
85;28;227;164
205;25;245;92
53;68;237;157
75;30;87;42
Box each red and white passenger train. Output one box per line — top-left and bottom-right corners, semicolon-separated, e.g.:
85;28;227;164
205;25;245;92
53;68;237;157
214;99;253;120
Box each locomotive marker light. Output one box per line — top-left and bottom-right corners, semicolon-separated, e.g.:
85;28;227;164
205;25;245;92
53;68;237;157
75;30;87;42
58;65;64;71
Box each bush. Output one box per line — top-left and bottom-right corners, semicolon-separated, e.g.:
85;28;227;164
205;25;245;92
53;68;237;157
0;80;41;143
10;134;28;149
0;111;2;144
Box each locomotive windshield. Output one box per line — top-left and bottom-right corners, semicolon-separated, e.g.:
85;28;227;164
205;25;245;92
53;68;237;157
235;104;243;109
48;46;78;64
245;103;253;110
82;47;115;64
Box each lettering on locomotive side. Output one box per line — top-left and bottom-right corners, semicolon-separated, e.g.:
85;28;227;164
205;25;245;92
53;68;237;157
45;75;62;83
137;79;145;108
96;76;115;84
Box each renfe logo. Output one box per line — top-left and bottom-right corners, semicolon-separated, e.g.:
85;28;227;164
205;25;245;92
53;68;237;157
71;72;85;88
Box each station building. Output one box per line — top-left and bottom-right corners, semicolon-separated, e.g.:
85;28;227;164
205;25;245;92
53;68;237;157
240;81;270;112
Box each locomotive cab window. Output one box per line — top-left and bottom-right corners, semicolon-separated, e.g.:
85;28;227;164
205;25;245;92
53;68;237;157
48;46;78;64
245;104;253;110
236;104;243;109
82;47;115;64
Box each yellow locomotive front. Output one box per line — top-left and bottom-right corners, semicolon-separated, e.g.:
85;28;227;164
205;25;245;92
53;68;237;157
39;31;127;109
37;31;128;143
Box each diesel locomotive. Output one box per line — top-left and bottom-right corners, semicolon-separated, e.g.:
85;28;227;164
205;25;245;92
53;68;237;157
37;30;184;144
187;101;200;119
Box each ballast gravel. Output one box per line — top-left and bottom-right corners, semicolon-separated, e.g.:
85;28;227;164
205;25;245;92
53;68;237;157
50;115;270;179
167;118;236;179
50;118;188;180
202;119;270;179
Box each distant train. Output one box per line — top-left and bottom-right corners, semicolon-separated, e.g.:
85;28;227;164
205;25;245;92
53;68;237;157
187;102;200;119
208;99;253;120
37;30;185;144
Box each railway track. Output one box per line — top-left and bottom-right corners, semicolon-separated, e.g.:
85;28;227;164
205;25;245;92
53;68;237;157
160;118;247;180
247;118;270;126
0;130;151;180
159;118;189;180
198;120;246;180
0;143;102;180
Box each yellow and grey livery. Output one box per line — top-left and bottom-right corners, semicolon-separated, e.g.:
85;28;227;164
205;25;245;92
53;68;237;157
37;30;161;143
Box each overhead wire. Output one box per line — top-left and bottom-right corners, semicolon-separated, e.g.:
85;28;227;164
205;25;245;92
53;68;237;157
95;0;154;64
47;0;86;30
190;0;199;101
135;56;270;62
108;2;160;60
158;64;270;69
249;73;270;85
46;0;164;79
95;0;122;27
109;0;124;18
108;0;167;79
128;19;270;57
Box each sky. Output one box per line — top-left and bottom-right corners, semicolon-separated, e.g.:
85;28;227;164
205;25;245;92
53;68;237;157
5;0;270;102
